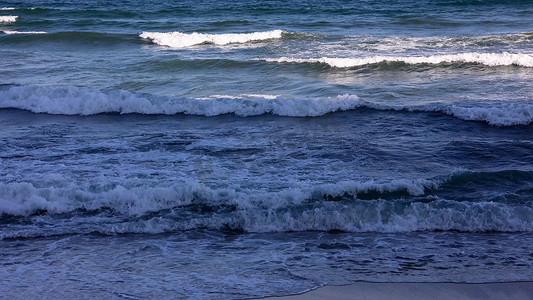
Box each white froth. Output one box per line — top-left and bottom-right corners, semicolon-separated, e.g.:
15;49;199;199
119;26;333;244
444;103;533;126
2;30;46;34
262;52;533;68
1;85;532;125
1;177;532;236
0;85;361;117
368;101;533;126
0;7;15;10
200;94;279;100
0;178;430;217
139;30;284;48
0;15;18;23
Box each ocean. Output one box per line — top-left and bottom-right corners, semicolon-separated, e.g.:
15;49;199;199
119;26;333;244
1;0;532;299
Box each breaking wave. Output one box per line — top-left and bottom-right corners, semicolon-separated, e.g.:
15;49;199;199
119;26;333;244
1;85;532;126
0;15;17;23
1;170;532;238
372;101;533;127
139;29;284;48
0;85;360;117
260;52;533;68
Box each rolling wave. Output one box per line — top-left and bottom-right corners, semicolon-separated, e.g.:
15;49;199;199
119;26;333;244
139;29;284;48
0;31;140;44
260;52;533;68
1;170;532;238
0;85;361;117
1;85;532;126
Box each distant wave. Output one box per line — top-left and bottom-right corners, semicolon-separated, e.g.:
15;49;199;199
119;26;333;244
1;30;46;34
1;85;532;126
1;170;532;238
0;31;141;45
0;15;17;23
139;29;284;48
0;7;15;10
260;52;533;68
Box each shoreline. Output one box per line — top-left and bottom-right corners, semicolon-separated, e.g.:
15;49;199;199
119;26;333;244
261;281;533;300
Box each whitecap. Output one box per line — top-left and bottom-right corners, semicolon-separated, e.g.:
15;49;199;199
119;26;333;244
260;52;533;68
1;175;532;236
2;30;46;34
0;15;18;23
139;29;284;48
0;85;361;117
1;85;532;126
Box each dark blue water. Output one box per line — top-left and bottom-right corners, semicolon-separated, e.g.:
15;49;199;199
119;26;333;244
1;0;532;299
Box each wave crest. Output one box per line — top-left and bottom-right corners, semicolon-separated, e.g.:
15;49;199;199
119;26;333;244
1;171;532;238
2;30;46;34
369;101;533;127
0;15;17;23
139;30;284;48
261;52;533;68
0;85;361;117
1;85;532;126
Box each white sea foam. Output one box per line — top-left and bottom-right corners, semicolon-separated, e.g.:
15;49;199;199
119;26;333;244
139;29;284;48
311;32;533;56
1;85;532;125
1;175;532;237
200;94;279;100
0;178;434;217
2;30;46;34
0;15;17;23
442;104;533;126
0;7;15;10
0;85;361;117
363;102;533;127
261;52;533;68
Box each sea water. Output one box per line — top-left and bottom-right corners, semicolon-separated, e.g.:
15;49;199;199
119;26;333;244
1;0;532;299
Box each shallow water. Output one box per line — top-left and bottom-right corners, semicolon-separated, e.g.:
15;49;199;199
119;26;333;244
1;0;532;299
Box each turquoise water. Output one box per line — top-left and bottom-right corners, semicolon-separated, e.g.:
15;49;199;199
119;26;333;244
1;1;533;299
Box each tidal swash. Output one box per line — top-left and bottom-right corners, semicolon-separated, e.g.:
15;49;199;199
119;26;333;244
1;1;533;299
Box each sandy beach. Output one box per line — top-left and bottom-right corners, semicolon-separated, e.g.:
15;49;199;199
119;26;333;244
264;282;533;300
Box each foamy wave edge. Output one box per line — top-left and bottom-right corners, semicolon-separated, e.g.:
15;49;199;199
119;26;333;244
139;29;284;48
1;173;532;238
0;15;17;23
1;85;532;126
261;52;533;68
0;85;360;117
2;30;46;34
